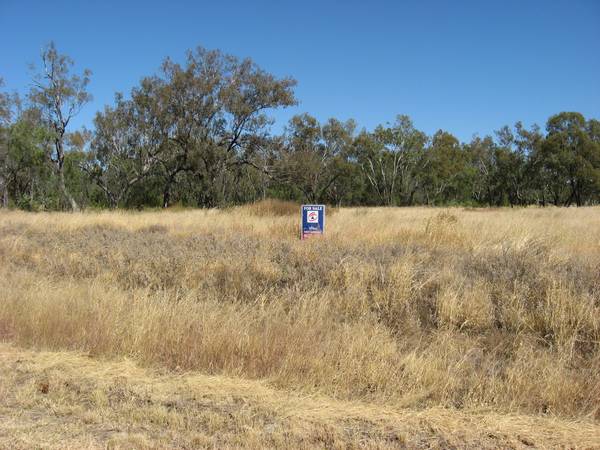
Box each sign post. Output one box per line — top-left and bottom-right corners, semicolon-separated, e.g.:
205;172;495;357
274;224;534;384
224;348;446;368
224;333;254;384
301;204;325;240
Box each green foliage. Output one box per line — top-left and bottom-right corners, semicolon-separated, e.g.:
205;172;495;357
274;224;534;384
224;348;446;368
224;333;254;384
1;115;60;209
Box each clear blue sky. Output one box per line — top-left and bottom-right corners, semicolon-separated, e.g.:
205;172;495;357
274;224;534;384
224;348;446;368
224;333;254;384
1;0;599;141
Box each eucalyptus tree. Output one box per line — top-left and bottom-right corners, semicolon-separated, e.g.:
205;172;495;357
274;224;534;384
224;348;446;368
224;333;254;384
321;117;358;205
353;115;426;206
274;114;355;203
89;46;296;208
154;47;296;207
0;105;55;209
421;130;468;205
540;112;600;206
89;93;162;208
29;42;92;211
465;135;496;205
491;124;529;206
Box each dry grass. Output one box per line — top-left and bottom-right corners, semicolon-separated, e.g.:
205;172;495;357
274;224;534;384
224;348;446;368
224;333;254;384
1;206;600;447
237;198;301;217
2;343;599;449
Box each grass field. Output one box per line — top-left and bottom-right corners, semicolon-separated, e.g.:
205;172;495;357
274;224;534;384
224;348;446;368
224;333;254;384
1;202;599;448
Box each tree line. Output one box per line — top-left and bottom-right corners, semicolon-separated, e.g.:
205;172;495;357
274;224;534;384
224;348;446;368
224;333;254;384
1;42;599;211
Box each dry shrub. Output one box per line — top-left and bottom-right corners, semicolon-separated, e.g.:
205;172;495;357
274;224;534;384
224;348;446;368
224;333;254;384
501;338;600;417
437;278;495;332
423;210;468;249
539;284;600;351
239;199;300;217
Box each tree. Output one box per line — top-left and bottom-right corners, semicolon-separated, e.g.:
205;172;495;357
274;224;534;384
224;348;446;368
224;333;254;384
509;123;545;205
320;118;360;206
29;42;92;211
540;112;600;206
92;47;296;208
422;131;469;205
1;107;55;209
0;81;29;208
63;128;94;208
353;115;427;206
88;93;160;208
155;47;297;207
274;114;355;203
466;135;497;205
491;124;529;206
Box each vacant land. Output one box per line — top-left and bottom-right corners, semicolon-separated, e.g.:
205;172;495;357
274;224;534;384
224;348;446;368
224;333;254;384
1;204;599;448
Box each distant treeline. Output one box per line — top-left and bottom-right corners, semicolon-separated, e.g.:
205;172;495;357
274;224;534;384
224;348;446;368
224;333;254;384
1;43;599;211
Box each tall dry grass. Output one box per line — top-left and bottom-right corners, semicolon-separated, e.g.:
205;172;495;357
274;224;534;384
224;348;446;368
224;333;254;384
0;204;599;420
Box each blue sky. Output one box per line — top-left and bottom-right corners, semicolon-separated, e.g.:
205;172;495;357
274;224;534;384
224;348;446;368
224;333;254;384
1;0;599;141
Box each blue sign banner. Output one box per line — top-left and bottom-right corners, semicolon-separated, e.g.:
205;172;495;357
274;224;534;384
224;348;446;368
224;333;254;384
301;204;325;240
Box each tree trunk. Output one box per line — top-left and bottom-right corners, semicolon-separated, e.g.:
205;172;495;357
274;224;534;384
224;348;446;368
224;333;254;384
564;189;574;207
574;180;582;207
0;175;7;208
408;189;415;206
540;189;546;207
553;189;560;206
58;169;79;211
108;193;118;209
162;186;171;209
162;175;174;208
55;138;79;212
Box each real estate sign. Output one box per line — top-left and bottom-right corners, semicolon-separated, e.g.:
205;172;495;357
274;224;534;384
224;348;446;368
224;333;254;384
301;204;325;239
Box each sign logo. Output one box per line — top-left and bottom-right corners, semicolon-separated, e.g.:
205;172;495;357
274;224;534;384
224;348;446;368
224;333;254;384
301;205;325;240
